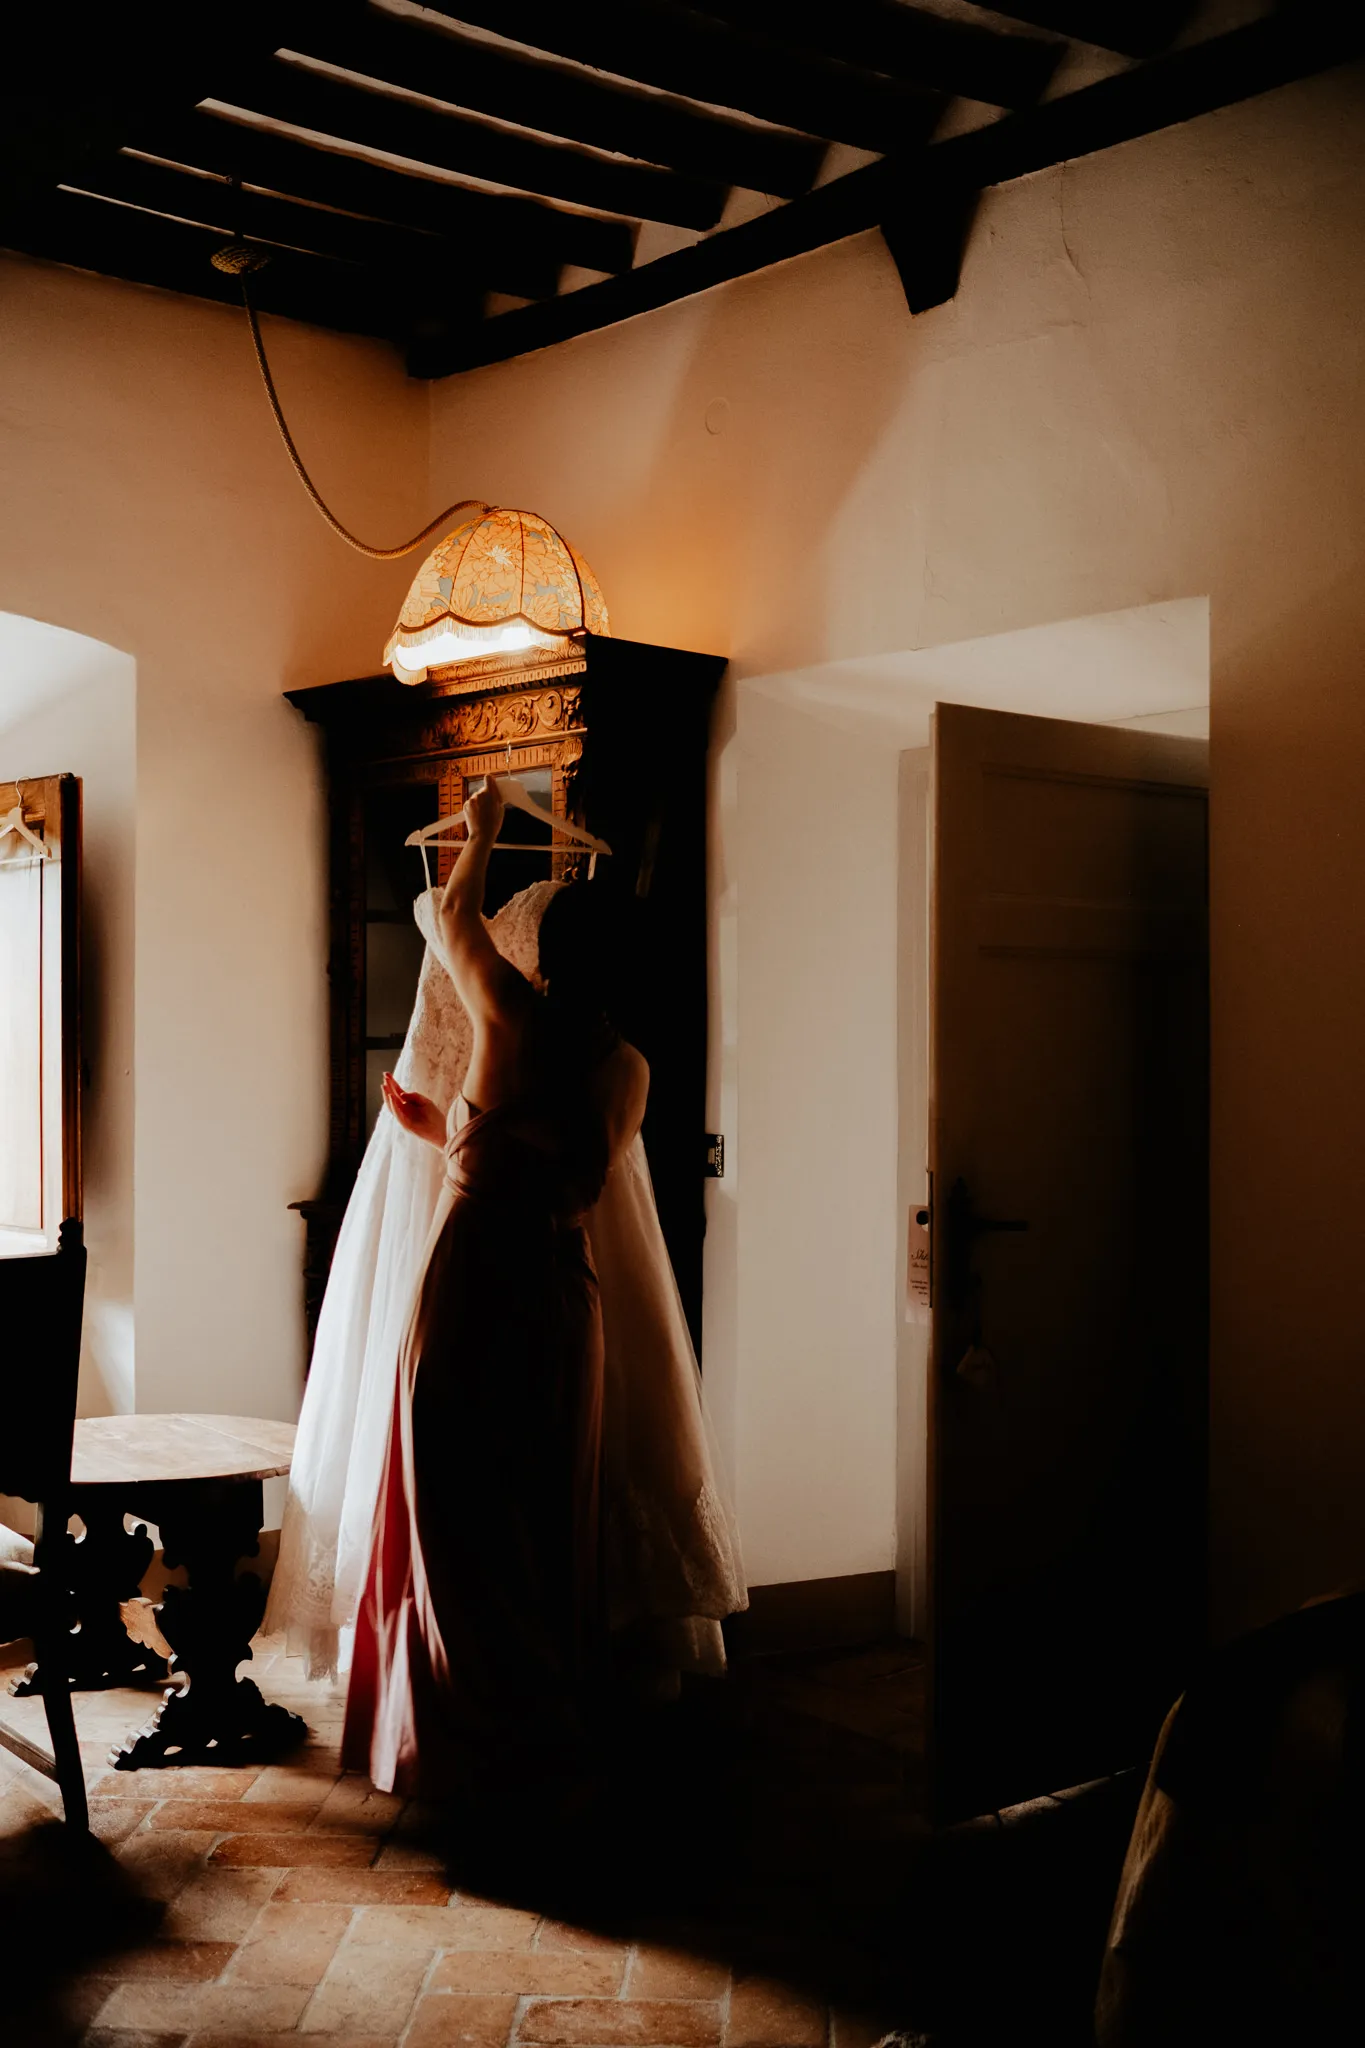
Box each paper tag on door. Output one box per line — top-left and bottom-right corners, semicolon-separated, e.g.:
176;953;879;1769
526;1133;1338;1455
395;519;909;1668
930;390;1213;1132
906;1202;931;1322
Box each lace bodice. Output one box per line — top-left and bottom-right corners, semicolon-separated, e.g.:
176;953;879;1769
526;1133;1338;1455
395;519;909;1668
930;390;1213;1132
397;881;564;1110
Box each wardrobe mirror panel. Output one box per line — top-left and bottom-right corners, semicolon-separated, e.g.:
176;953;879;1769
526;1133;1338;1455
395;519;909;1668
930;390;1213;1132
364;781;439;915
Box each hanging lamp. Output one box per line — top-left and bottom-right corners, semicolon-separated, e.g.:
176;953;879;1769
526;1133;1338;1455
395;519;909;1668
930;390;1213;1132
214;265;608;694
384;505;608;690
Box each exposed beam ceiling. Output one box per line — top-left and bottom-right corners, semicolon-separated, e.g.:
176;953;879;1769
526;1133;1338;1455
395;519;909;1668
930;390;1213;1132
415;0;949;149
2;2;1360;379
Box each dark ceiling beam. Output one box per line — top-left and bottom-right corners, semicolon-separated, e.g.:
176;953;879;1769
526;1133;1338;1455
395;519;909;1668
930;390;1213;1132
298;8;825;199
927;5;1365;198
406;155;881;376
414;7;1365;376
0;2;350;230
418;0;946;152
2;185;419;341
63;152;467;286
958;3;1199;60
234;55;724;229
131;110;630;283
880;178;981;315
694;1;1062;109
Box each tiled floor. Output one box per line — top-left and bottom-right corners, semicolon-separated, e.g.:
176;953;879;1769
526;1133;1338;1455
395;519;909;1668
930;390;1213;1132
0;1635;906;2048
1;1632;1140;2048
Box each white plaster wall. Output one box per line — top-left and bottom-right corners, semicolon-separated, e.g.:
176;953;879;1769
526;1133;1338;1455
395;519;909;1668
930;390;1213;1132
428;64;1365;1633
726;691;901;1583
0;260;428;1424
0;623;137;1413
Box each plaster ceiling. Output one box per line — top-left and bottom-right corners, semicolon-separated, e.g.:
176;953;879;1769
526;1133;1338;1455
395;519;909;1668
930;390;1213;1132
744;595;1209;746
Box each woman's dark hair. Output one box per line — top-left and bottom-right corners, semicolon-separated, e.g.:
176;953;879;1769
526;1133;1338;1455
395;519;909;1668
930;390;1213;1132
537;879;623;1027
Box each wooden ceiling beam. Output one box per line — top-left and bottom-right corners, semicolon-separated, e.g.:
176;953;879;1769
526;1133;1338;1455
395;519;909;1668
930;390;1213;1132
926;5;1365;196
133;110;629;283
880;177;980;315
418;0;946;153
957;3;1199;60
61;152;483;290
231;56;724;229
298;8;825;200
696;1;1062;110
3;185;412;342
407;159;881;376
0;2;337;229
415;7;1365;376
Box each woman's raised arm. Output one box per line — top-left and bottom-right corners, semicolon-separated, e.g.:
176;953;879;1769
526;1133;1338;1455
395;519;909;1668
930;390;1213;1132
435;777;530;1034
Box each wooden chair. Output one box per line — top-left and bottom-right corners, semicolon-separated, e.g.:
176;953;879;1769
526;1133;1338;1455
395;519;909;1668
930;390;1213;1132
0;1219;90;1830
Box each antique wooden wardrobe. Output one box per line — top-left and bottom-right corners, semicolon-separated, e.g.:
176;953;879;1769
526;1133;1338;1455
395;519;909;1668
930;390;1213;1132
286;632;724;1358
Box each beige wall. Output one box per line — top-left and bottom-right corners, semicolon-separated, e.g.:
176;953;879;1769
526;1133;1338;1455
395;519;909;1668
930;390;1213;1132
725;691;902;1584
0;259;427;1423
429;63;1365;1636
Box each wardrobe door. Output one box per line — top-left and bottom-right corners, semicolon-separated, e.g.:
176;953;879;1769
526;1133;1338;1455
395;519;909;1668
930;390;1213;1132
576;637;725;1358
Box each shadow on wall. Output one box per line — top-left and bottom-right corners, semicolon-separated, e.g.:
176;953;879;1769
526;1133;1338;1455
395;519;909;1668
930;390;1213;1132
621;231;919;675
0;611;137;1422
630;239;920;1521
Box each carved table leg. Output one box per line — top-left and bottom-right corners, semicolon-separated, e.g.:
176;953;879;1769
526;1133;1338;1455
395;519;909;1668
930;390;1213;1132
111;1479;308;1770
10;1501;170;1697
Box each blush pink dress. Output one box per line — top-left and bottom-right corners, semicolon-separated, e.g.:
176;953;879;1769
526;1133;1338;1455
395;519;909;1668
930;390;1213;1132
343;1035;614;1801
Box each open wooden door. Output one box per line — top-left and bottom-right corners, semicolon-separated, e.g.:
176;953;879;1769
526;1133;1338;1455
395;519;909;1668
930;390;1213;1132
0;774;82;1257
928;706;1208;1821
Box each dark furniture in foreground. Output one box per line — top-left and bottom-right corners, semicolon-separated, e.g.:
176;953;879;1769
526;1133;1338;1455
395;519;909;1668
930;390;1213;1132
0;1219;90;1829
10;1413;305;1771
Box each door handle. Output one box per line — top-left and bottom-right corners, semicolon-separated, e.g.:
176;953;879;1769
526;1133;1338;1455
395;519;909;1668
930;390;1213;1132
943;1176;1028;1315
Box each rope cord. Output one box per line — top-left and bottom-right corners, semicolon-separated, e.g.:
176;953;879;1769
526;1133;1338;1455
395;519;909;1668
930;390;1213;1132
240;279;489;560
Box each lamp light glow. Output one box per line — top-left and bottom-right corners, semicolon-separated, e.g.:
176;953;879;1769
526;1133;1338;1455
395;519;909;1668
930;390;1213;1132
385;506;607;685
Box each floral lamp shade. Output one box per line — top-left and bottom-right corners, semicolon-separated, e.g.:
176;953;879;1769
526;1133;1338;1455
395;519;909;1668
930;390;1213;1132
384;505;608;686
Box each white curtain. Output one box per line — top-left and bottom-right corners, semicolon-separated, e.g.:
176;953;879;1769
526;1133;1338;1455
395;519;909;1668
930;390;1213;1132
0;852;44;1234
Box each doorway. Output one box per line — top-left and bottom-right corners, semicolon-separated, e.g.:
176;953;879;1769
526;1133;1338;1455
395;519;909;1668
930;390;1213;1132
708;597;1210;1813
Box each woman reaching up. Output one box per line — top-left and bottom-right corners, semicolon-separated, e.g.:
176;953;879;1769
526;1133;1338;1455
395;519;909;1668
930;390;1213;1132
343;774;646;1811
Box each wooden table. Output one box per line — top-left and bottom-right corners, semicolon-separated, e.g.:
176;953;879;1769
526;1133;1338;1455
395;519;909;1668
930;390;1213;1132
14;1414;308;1770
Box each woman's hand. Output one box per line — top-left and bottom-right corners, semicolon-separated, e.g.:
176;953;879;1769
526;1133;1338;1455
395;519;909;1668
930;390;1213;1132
382;1074;447;1148
463;774;504;843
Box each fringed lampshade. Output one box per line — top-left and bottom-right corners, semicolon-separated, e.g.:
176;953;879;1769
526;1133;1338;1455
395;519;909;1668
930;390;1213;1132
385;505;608;689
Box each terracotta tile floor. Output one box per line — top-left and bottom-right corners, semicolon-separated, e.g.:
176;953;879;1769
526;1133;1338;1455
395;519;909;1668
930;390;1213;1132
0;1635;910;2048
1;1631;1141;2047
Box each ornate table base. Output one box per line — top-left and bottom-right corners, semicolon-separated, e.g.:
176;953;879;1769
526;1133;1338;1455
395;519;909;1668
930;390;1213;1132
9;1416;307;1770
10;1502;170;1695
106;1478;307;1770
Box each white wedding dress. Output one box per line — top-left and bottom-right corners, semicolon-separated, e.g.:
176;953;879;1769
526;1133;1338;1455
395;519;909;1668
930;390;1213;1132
267;881;746;1680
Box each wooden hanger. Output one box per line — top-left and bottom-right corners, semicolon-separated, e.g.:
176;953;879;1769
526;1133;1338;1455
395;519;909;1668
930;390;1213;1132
0;785;47;863
406;776;611;866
